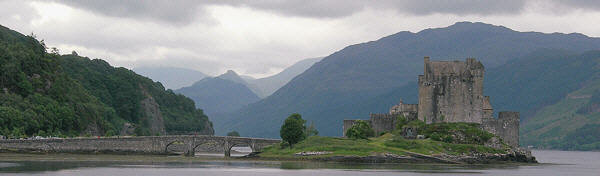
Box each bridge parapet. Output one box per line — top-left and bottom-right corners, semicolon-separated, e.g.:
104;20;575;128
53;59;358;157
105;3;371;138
0;135;281;157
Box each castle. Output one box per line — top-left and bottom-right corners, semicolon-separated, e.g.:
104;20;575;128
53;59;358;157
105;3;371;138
343;57;520;148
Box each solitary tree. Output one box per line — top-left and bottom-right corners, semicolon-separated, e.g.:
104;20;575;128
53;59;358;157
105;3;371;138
280;113;306;148
345;120;374;139
227;131;240;137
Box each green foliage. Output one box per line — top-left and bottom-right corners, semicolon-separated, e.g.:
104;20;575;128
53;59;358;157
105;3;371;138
280;113;306;148
404;119;426;132
0;25;212;138
134;127;151;136
227;131;240;137
395;115;408;130
305;121;319;137
0;26;119;138
384;137;505;155
418;122;494;145
557;124;600;150
57;53;212;134
345;120;374;140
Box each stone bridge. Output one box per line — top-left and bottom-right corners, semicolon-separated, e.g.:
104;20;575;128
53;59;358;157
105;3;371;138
0;135;281;157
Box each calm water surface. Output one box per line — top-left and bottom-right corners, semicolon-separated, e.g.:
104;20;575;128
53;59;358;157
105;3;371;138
0;150;598;176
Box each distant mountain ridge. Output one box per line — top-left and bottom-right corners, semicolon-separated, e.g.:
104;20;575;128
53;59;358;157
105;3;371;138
243;57;322;98
175;70;260;118
133;67;207;90
218;22;600;138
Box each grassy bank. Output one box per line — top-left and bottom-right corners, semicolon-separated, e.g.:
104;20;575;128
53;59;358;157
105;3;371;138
259;133;506;160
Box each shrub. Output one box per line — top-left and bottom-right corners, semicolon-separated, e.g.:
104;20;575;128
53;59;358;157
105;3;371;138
345;120;374;139
395;115;408;129
227;131;240;137
420;122;494;145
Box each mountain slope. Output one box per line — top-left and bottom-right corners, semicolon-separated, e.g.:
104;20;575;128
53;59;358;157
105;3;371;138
484;49;594;118
220;22;600;138
244;57;322;98
175;71;260;117
512;50;600;150
0;25;117;137
59;55;214;135
0;24;213;137
133;67;207;90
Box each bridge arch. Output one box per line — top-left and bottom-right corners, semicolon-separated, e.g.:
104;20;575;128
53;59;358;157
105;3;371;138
192;140;222;153
164;140;185;153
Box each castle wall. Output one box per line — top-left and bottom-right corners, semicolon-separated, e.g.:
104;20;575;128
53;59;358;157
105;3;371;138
418;57;485;124
481;112;520;148
370;114;397;136
389;101;418;114
483;96;494;119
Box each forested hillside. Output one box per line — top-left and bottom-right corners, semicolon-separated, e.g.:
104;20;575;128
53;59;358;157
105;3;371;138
0;25;213;138
0;25;117;137
59;55;213;135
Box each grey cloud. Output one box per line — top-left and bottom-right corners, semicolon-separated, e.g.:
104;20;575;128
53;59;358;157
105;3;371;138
378;0;527;16
52;0;600;26
0;0;40;29
51;0;533;25
53;0;209;25
553;0;600;10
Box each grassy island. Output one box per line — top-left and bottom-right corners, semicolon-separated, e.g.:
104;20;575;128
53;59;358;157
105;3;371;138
258;121;534;164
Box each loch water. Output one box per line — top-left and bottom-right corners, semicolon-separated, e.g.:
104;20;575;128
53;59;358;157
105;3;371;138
0;150;599;176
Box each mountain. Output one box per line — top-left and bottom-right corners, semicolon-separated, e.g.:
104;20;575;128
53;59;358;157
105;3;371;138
218;70;250;85
244;57;322;98
218;22;600;138
503;50;600;151
0;25;213;137
175;71;260;117
133;67;207;90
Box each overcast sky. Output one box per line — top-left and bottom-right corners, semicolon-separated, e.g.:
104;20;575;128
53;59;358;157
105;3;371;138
1;0;600;78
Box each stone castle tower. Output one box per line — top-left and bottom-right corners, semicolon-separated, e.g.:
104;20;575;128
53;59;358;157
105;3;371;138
418;57;486;123
343;57;521;148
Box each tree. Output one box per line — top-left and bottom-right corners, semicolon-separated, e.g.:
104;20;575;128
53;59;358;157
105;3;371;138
345;120;374;139
395;114;408;129
280;113;306;148
227;131;240;137
305;121;319;137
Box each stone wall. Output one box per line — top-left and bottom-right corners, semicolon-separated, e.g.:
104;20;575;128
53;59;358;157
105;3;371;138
369;114;397;136
481;112;520;148
483;96;494;119
418;57;485;124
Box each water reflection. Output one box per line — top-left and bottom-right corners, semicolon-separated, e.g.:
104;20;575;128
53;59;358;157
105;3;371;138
0;150;598;176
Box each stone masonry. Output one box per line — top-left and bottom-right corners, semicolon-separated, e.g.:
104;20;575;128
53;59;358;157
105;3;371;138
343;57;521;148
0;135;280;157
418;57;485;124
